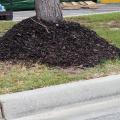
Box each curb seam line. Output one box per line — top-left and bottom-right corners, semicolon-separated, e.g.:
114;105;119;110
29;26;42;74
0;102;6;120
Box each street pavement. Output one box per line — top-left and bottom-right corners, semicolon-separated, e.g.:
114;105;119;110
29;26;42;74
13;3;120;21
14;94;120;120
89;113;120;120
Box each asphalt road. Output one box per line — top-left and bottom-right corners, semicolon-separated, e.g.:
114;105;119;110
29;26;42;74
15;94;120;120
13;3;120;21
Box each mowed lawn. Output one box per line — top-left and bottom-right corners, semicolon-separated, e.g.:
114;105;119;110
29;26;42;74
0;12;120;94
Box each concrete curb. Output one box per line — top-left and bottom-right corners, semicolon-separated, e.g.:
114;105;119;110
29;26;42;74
0;74;120;120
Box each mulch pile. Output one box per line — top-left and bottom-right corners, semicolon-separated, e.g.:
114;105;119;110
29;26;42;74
0;17;120;67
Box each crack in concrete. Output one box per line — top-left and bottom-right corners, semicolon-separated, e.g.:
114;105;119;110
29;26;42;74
0;102;6;120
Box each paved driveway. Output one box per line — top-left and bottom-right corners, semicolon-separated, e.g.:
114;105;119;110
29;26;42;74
13;3;120;21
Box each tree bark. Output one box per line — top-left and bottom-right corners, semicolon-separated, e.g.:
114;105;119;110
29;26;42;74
35;0;63;23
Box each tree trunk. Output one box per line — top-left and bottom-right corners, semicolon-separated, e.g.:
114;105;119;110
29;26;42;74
35;0;63;23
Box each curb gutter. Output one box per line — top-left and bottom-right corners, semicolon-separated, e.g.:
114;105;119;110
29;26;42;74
0;74;120;120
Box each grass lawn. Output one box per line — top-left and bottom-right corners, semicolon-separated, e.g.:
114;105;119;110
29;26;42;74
0;12;120;95
0;21;16;37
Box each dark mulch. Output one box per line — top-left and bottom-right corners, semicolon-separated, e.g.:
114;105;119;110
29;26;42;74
0;17;120;67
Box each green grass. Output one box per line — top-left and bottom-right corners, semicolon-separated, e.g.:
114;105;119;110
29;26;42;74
66;12;120;23
0;21;16;36
95;28;120;48
0;12;120;94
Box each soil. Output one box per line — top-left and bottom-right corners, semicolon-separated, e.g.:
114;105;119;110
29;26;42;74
107;21;120;28
0;17;120;67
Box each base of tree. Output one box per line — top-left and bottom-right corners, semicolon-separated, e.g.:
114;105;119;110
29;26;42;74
0;17;120;67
